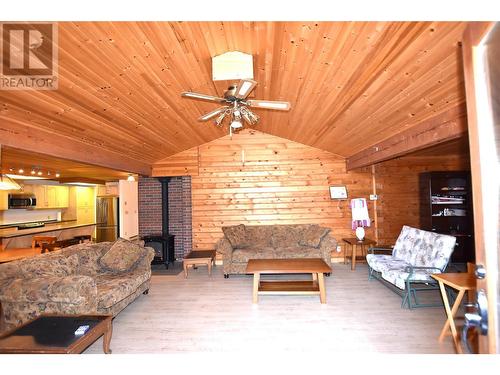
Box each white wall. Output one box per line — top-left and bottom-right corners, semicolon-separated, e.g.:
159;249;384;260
118;180;138;239
0;209;61;225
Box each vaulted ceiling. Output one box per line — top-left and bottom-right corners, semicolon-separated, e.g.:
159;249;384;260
0;21;468;174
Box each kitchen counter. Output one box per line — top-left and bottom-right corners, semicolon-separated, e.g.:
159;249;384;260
0;221;96;239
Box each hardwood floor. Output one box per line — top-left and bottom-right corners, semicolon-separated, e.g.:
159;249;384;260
85;263;456;354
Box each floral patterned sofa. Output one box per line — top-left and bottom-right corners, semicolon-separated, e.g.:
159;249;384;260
366;225;456;308
0;239;154;332
215;224;336;277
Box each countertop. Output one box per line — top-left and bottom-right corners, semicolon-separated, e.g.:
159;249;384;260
0;221;96;239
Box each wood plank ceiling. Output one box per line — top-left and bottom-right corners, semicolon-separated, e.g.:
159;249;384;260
0;21;467;170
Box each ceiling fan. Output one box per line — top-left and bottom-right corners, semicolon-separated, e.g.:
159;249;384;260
181;79;291;135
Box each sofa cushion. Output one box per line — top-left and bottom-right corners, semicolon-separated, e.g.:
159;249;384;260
298;225;330;248
222;224;249;248
391;225;419;264
96;272;150;309
271;225;304;248
19;253;79;278
0;275;96;304
412;231;456;269
273;247;322;259
231;247;275;263
366;254;408;274
99;239;146;273
62;242;111;276
243;225;273;248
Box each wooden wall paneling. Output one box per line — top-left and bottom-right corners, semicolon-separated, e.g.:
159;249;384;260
153;130;376;259
373;154;470;245
152;147;200;177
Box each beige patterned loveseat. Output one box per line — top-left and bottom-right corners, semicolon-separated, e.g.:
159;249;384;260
0;239;154;332
216;224;336;277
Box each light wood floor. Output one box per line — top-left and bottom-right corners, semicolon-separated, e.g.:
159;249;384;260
85;263;456;354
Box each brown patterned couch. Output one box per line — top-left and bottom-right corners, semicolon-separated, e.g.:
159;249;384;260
216;224;336;277
0;239;154;332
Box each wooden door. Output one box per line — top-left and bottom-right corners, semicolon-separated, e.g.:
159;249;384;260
462;22;500;354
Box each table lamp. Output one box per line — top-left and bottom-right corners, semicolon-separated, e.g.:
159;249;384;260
351;198;370;241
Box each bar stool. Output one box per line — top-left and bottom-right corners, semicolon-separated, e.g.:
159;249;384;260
32;236;57;254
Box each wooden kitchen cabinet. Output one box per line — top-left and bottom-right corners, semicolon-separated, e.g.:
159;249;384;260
21;184;69;209
0;191;9;210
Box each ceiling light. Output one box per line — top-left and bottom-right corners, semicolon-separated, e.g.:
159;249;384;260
230;119;243;129
37;171;43;176
212;51;254;81
127;174;136;182
31;169;36;175
55;173;60;178
18;168;24;174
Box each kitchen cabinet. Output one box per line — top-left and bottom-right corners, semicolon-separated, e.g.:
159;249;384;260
20;184;69;209
0;191;9;210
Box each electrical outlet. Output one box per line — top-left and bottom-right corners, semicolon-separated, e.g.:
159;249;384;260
370;194;378;201
336;245;341;252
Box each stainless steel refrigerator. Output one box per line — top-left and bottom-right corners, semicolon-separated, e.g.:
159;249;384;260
96;196;119;242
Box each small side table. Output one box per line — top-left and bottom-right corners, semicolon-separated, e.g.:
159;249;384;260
431;272;476;354
183;250;216;278
342;237;376;271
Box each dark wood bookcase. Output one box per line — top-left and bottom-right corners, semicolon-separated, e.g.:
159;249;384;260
419;171;475;264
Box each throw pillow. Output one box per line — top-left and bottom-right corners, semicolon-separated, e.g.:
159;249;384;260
222;224;248;248
98;238;145;273
298;225;330;248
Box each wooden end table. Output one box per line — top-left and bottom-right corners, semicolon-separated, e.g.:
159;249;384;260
246;258;332;304
183;250;216;278
342;237;376;270
431;272;476;354
0;314;113;354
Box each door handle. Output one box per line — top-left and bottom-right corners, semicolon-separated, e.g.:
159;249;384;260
462;288;488;353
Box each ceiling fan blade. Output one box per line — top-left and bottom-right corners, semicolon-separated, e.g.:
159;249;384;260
198;106;229;122
181;92;227;103
235;79;257;99
246;99;291;111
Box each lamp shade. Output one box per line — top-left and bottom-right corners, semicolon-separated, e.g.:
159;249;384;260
351;198;370;229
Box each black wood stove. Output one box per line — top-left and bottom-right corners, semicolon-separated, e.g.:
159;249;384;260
142;177;175;268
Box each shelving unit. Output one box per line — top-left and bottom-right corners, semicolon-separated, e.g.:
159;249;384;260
419;171;475;264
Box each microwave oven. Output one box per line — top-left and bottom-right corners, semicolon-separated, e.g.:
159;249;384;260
8;193;37;209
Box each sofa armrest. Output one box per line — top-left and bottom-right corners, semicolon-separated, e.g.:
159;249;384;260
215;237;233;264
404;265;443;277
0;275;97;305
319;234;336;267
134;247;155;273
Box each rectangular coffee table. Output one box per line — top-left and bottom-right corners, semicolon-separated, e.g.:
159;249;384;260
0;314;113;354
246;258;331;304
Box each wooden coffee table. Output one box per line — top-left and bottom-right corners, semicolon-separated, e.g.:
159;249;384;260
246;258;332;304
183;250;216;278
0;314;112;354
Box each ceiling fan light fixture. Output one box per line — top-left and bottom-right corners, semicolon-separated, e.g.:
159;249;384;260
214;112;227;127
230;120;243;129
